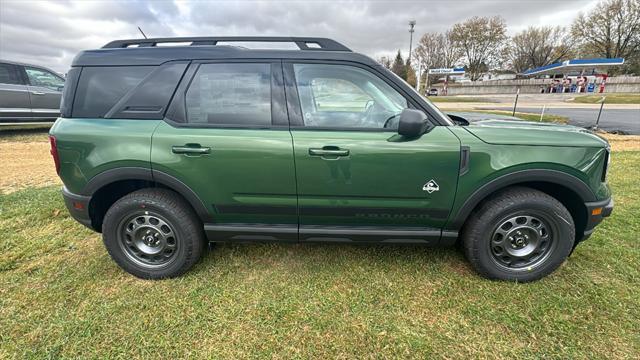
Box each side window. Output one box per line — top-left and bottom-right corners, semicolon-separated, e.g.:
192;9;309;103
24;66;64;90
293;64;408;129
72;66;154;118
185;63;271;126
0;63;23;85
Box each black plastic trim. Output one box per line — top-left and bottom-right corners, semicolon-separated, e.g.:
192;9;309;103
446;169;597;230
459;146;470;175
81;167;212;222
204;223;298;242
584;197;613;231
299;225;441;244
103;37;352;52
61;186;93;230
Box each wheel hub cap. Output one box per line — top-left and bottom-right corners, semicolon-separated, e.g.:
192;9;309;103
490;215;553;269
118;213;178;268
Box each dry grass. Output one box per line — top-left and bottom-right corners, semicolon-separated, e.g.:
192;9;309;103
600;133;640;151
0;132;60;194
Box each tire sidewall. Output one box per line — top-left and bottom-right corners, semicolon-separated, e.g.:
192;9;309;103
103;194;198;279
471;195;574;282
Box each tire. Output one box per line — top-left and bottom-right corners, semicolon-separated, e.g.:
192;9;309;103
462;187;575;282
102;188;206;279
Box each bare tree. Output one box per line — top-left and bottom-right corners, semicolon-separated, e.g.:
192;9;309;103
508;26;574;73
571;0;640;73
450;16;507;80
376;56;392;69
415;30;462;70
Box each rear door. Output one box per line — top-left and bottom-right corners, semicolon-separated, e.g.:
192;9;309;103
151;61;298;241
23;66;64;121
285;61;461;243
0;62;32;123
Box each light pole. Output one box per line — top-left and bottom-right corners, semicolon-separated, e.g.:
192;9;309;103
408;20;416;62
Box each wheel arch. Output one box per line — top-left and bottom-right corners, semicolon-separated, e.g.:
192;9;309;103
448;169;594;244
83;167;211;232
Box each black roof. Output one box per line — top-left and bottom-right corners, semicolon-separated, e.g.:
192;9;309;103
72;36;377;67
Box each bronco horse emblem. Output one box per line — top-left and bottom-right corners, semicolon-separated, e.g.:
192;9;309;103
423;180;440;193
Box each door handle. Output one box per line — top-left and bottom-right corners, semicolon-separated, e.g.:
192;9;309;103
31;91;46;95
172;145;211;155
308;147;349;157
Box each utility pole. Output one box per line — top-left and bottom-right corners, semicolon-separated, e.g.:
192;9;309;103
408;20;416;62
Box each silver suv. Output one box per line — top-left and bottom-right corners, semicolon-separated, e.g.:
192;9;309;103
0;60;64;125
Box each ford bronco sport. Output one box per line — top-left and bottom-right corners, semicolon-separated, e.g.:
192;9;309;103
50;37;613;281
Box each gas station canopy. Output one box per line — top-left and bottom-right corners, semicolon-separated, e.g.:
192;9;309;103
522;58;625;77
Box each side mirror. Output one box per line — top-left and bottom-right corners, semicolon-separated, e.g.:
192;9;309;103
398;109;433;138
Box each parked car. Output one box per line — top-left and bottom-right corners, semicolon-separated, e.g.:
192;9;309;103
427;88;438;96
50;37;613;281
0;60;64;125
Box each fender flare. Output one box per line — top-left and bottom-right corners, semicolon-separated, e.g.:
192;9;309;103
446;169;596;230
82;167;212;222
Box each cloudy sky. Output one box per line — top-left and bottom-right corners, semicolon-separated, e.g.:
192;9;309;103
0;0;600;73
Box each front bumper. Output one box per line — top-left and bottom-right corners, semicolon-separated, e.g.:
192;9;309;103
581;197;614;241
61;186;94;230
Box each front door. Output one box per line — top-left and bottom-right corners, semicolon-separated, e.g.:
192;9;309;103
285;62;460;243
152;61;298;241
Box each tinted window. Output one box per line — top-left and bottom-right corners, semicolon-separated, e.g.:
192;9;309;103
293;64;408;129
185;63;271;126
0;63;23;85
73;66;153;118
25;66;64;90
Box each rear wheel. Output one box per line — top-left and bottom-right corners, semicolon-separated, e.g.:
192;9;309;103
462;187;575;282
102;188;205;279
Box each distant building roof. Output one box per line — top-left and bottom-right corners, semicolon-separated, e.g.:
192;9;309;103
522;58;625;76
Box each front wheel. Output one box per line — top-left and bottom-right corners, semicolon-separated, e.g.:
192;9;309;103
102;188;205;279
462;187;575;282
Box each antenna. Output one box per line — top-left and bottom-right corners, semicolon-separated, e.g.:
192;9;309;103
137;27;148;39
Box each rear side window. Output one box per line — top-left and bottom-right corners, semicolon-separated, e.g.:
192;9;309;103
185;63;271;126
0;63;23;85
72;66;153;118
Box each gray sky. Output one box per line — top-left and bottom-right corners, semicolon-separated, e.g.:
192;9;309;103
0;0;600;73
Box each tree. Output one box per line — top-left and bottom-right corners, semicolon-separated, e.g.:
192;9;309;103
391;50;407;79
376;56;392;69
571;0;640;74
508;26;574;73
450;16;507;80
414;30;463;89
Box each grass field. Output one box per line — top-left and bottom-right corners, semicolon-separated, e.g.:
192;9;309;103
570;93;640;104
1;130;639;358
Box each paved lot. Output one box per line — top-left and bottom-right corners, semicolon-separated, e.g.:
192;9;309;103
485;106;640;134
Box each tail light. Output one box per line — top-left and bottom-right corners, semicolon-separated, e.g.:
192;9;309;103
49;135;60;175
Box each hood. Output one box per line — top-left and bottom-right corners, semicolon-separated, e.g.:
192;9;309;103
463;119;609;148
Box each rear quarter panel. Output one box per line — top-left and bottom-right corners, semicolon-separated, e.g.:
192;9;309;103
49;118;160;193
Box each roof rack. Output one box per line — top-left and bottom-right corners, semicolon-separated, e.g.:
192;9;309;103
102;36;351;52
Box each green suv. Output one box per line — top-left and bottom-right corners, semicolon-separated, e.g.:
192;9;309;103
50;37;613;281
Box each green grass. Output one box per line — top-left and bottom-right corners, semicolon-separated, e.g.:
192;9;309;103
570;93;640;104
474;110;570;123
429;96;494;103
1;153;639;358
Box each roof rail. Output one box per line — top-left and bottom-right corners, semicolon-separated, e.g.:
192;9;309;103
102;37;351;51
